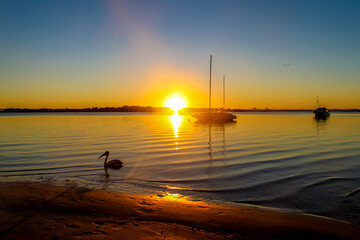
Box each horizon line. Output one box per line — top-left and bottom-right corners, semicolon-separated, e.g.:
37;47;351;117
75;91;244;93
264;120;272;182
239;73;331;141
1;106;360;113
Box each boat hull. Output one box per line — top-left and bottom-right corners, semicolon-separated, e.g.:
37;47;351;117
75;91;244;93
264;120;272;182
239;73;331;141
313;108;330;119
192;112;237;123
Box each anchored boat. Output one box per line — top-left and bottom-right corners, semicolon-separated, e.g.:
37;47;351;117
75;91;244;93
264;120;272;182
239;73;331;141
192;55;237;123
313;96;330;119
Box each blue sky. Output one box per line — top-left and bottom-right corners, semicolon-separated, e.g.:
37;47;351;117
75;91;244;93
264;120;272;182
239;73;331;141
1;0;359;108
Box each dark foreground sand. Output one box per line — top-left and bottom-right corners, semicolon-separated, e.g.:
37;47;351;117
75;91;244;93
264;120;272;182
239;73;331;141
0;182;359;240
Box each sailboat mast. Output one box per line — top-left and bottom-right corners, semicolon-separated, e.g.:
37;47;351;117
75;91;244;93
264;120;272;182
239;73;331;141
223;75;225;109
317;96;319;108
209;55;212;110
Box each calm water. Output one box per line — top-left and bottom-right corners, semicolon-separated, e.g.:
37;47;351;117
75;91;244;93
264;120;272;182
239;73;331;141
0;112;359;224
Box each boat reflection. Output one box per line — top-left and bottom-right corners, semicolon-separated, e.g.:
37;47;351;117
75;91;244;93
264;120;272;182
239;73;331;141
314;114;330;120
195;121;236;162
203;122;236;182
314;116;329;139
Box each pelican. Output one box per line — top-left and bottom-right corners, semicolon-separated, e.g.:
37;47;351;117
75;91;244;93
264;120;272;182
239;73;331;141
98;151;124;169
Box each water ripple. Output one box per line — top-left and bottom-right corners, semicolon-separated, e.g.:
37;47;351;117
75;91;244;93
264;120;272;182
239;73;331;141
1;112;360;224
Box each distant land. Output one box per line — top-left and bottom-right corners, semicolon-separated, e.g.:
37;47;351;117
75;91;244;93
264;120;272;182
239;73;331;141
1;106;359;113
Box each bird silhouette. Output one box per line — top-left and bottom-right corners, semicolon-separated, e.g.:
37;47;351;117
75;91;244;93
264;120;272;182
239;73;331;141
98;151;123;177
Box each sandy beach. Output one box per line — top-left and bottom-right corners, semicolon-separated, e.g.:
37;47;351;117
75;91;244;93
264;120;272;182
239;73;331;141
0;182;358;240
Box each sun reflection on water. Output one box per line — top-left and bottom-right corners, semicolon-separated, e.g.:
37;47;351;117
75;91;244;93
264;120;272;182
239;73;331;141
169;112;182;138
169;112;185;150
157;191;193;202
160;184;193;191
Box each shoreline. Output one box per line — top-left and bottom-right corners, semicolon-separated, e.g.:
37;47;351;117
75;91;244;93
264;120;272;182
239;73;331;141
0;181;359;240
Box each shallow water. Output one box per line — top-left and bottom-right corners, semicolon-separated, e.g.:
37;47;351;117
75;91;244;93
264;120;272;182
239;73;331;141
0;112;359;224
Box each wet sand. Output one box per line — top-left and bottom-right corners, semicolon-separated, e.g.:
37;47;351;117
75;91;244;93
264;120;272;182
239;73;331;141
0;181;359;240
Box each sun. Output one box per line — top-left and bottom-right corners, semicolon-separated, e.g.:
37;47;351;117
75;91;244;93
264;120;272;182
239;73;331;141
164;94;187;111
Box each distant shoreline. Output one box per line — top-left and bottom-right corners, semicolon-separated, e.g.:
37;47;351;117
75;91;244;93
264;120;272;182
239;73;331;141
1;106;359;113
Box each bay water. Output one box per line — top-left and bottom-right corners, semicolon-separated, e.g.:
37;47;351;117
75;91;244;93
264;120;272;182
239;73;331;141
0;112;359;224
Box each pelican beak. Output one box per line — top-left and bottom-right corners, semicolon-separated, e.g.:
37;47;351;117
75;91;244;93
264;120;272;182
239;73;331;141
98;152;107;159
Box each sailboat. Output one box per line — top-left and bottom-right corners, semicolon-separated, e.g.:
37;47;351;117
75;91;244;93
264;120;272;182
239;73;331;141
192;55;237;123
313;96;330;119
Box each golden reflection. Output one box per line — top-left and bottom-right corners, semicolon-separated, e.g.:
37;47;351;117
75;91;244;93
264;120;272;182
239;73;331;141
169;112;184;139
160;184;193;191
157;191;192;202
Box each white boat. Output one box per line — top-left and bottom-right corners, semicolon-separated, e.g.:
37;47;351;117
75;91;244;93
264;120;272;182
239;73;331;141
192;55;237;123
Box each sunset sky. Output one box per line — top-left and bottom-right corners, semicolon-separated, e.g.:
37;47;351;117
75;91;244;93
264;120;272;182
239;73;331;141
1;0;359;109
